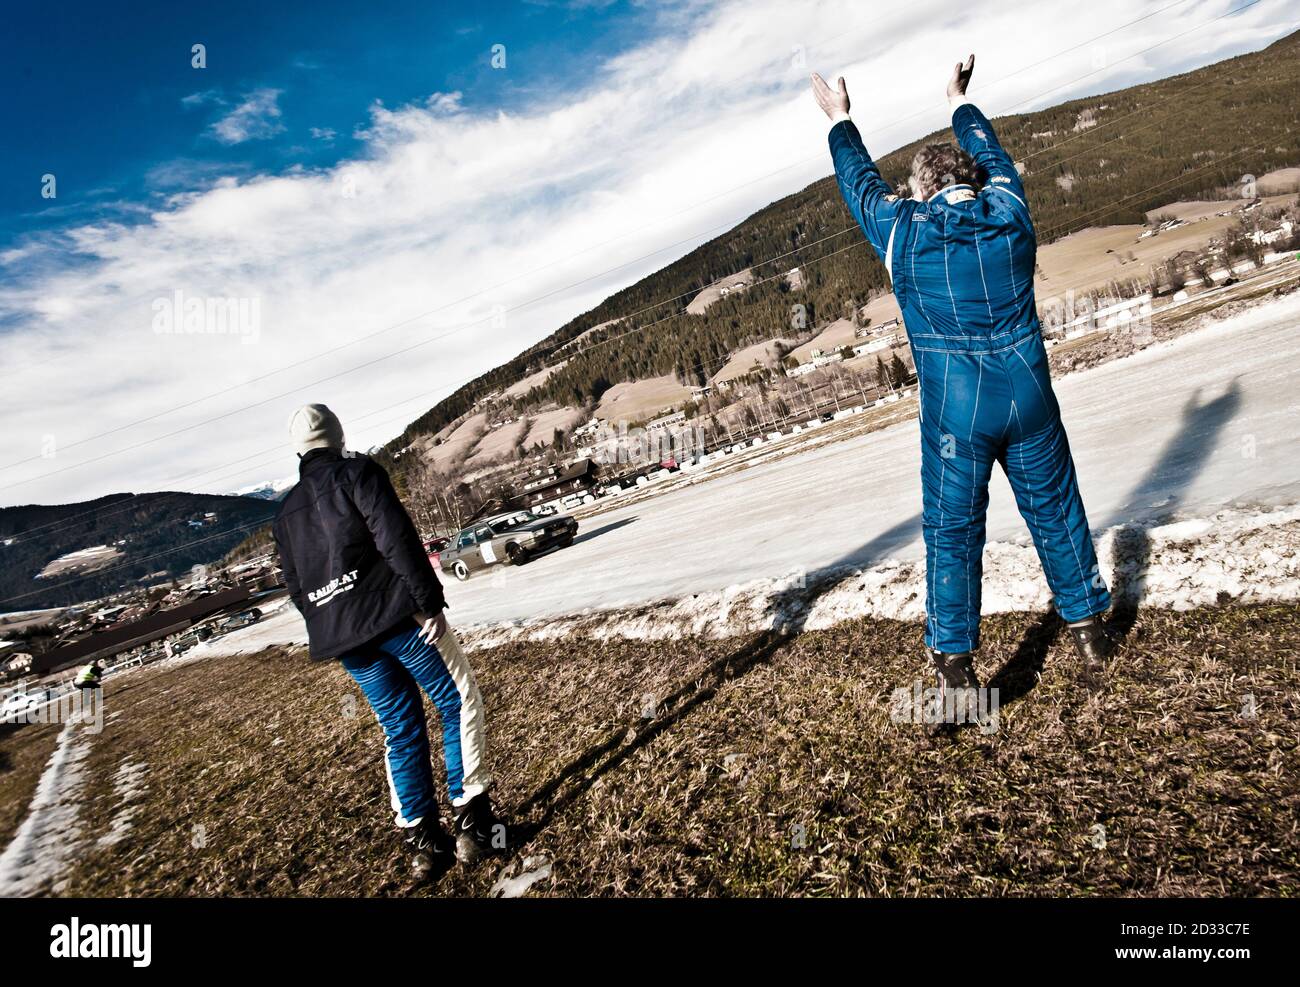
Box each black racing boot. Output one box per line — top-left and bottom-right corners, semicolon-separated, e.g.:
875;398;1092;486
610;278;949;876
1068;613;1115;674
399;818;457;883
453;793;509;864
928;650;982;730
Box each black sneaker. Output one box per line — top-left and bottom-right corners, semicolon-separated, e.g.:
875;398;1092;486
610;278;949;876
453;793;509;864
928;650;982;730
1068;613;1115;672
399;818;457;883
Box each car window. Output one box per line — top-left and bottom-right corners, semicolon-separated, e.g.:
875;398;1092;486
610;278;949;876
474;526;493;542
491;512;535;533
456;530;476;549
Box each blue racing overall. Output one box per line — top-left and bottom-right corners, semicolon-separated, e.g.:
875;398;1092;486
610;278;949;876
829;101;1110;652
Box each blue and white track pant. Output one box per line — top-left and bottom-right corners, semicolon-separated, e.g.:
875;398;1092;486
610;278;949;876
340;622;490;828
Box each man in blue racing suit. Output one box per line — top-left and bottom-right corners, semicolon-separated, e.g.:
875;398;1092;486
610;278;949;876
812;56;1115;703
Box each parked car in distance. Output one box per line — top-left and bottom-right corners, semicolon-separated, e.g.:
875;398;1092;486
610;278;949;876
171;625;211;651
219;608;262;631
1;691;40;723
423;536;449;567
0;687;55;724
439;510;579;580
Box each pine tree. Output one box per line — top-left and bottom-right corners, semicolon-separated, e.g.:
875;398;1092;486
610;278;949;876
889;353;909;388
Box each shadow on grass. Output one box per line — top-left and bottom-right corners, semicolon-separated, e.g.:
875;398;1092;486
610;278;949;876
511;628;789;842
987;611;1062;704
511;513;924;842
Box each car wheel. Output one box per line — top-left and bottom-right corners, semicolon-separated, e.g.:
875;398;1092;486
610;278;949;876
452;560;471;581
558;535;574;548
506;542;529;565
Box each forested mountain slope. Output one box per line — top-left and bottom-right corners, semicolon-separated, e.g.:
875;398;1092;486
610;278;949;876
389;30;1300;452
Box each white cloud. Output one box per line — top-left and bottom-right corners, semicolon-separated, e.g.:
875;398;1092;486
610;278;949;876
180;88;223;109
209;88;285;144
0;0;1285;506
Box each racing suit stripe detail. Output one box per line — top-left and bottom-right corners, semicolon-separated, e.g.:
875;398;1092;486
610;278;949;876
972;225;996;324
383;748;419;828
987;184;1028;209
943;232;963;331
966;356;984;625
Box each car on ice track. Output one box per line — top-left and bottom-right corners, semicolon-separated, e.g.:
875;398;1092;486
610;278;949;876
439;510;579;581
0;689;51;724
218;608;262;631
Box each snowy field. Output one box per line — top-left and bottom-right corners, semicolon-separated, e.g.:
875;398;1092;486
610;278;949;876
204;291;1300;654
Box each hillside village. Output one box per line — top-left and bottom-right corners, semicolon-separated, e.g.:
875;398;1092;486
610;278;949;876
385;176;1299;533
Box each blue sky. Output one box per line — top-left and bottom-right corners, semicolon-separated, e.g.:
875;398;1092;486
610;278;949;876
0;0;1290;507
1;0;654;245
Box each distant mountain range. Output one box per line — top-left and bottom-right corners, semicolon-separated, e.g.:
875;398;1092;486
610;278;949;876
230;476;297;502
0;492;279;610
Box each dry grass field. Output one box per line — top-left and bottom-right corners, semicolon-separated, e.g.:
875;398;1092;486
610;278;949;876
5;600;1296;897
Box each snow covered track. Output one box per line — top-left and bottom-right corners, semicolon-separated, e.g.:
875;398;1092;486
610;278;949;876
457;503;1300;647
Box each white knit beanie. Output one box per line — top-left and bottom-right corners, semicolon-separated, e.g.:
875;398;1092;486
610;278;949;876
288;403;345;456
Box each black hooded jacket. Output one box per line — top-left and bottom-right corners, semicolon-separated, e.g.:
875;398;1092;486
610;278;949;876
272;449;447;660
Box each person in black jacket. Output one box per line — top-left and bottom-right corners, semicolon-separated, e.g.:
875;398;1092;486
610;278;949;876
272;403;505;882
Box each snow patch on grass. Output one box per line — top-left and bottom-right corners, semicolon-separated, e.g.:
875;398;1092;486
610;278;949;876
0;721;93;896
490;855;553;898
96;759;148;849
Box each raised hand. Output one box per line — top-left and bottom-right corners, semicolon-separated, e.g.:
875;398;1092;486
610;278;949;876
947;54;975;101
810;72;850;120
